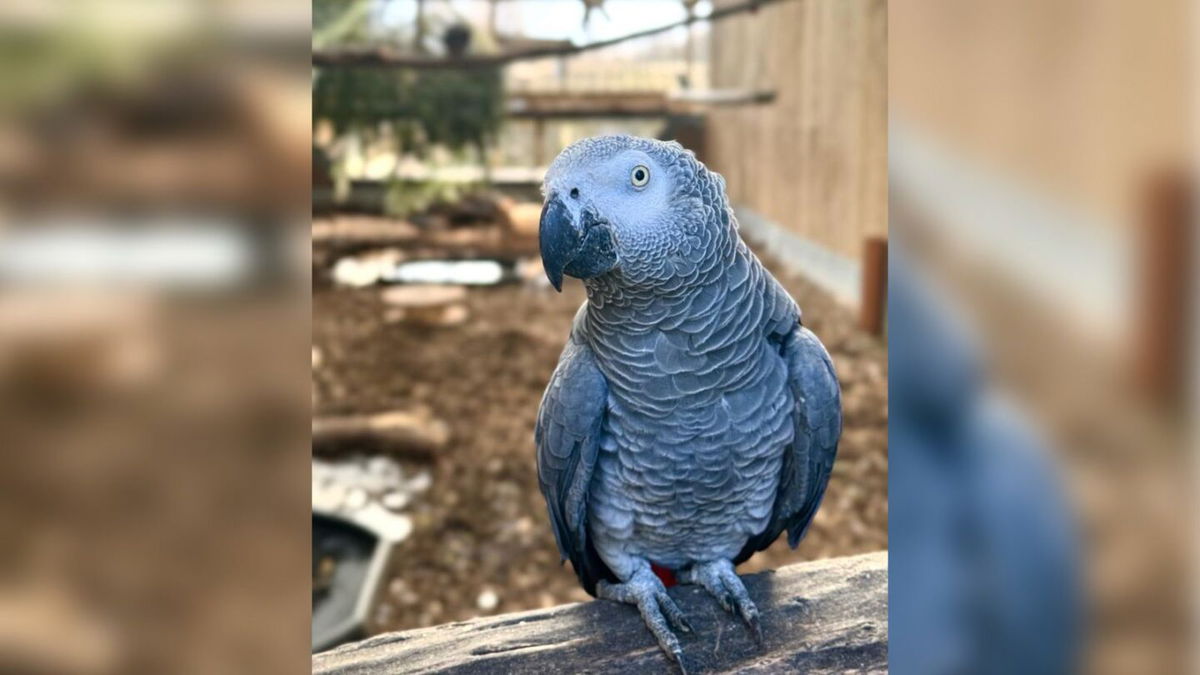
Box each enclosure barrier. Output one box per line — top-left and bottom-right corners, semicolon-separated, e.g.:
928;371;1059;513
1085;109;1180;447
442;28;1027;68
313;551;887;674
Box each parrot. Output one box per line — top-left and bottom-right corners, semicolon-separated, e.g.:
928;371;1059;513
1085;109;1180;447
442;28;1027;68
534;135;842;671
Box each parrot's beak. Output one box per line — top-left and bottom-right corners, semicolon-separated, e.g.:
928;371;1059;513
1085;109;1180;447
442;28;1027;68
538;192;617;292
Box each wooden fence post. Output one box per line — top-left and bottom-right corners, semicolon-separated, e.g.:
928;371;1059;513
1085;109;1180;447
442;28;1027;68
1134;168;1193;408
860;236;888;335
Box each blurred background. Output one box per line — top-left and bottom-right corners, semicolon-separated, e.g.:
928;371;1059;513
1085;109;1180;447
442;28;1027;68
310;0;887;653
890;1;1194;674
0;1;311;673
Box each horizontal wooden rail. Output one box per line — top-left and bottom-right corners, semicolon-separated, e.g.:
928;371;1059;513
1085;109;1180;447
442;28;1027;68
313;551;887;674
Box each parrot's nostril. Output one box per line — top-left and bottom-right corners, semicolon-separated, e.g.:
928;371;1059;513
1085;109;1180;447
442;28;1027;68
570;187;580;199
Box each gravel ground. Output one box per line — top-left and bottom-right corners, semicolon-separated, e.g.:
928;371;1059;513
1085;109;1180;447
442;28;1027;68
312;235;887;634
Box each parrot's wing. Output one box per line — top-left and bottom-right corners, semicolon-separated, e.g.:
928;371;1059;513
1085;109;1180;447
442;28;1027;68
535;333;614;595
736;321;842;563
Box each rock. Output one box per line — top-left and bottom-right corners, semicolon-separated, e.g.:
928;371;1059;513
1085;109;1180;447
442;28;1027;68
332;250;406;288
367;456;403;480
381;491;410;511
383;260;505;286
312;481;347;512
476;589;499;611
407;472;432;493
344;488;369;511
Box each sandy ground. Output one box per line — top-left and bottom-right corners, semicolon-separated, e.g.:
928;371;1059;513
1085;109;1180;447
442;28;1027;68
312;235;887;633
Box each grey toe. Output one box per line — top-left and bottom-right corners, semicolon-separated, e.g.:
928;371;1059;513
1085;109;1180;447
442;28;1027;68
598;570;692;671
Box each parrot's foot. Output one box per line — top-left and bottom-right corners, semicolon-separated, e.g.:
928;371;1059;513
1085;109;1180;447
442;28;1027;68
680;560;763;644
597;569;693;673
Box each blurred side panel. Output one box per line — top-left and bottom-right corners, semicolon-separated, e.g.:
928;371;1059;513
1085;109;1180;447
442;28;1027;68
0;1;312;673
890;1;1193;674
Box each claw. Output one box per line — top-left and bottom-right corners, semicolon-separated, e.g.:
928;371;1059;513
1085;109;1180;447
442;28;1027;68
726;582;763;646
657;591;693;633
598;571;692;670
682;560;765;646
670;648;689;675
745;610;764;646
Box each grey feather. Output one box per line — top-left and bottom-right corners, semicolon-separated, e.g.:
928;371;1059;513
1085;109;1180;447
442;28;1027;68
736;313;842;561
534;334;614;594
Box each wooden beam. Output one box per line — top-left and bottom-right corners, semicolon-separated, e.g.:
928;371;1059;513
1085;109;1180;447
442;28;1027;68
313;552;887;673
504;90;775;119
507;91;671;118
669;88;776;106
312;0;791;69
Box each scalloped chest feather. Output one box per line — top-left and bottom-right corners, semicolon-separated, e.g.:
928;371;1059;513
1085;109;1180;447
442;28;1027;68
580;252;796;566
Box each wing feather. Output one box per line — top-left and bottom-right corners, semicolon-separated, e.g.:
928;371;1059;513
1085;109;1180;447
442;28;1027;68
535;333;614;594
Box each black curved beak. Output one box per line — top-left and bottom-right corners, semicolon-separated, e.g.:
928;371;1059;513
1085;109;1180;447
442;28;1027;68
538;193;578;292
538;192;617;292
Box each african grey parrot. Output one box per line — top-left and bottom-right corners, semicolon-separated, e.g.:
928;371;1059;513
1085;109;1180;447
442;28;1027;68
534;135;842;670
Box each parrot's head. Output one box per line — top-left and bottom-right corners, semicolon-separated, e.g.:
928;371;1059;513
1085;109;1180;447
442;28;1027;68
538;135;730;292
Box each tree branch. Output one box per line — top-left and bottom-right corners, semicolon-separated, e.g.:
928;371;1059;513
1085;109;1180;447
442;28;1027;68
312;0;787;69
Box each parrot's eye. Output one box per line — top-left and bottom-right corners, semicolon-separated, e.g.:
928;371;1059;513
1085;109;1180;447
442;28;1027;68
630;165;650;188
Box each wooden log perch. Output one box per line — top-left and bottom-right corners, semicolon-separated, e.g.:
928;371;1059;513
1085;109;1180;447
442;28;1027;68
313;411;450;460
312;216;539;262
313;552;887;674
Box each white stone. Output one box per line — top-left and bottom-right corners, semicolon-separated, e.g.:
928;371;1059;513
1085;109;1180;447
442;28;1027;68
408;472;432;493
382;491;410;511
344;488;369;511
477;589;499;611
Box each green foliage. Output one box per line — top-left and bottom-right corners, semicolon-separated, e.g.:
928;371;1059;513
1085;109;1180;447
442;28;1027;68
382;179;480;219
313;67;503;155
312;0;503;157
